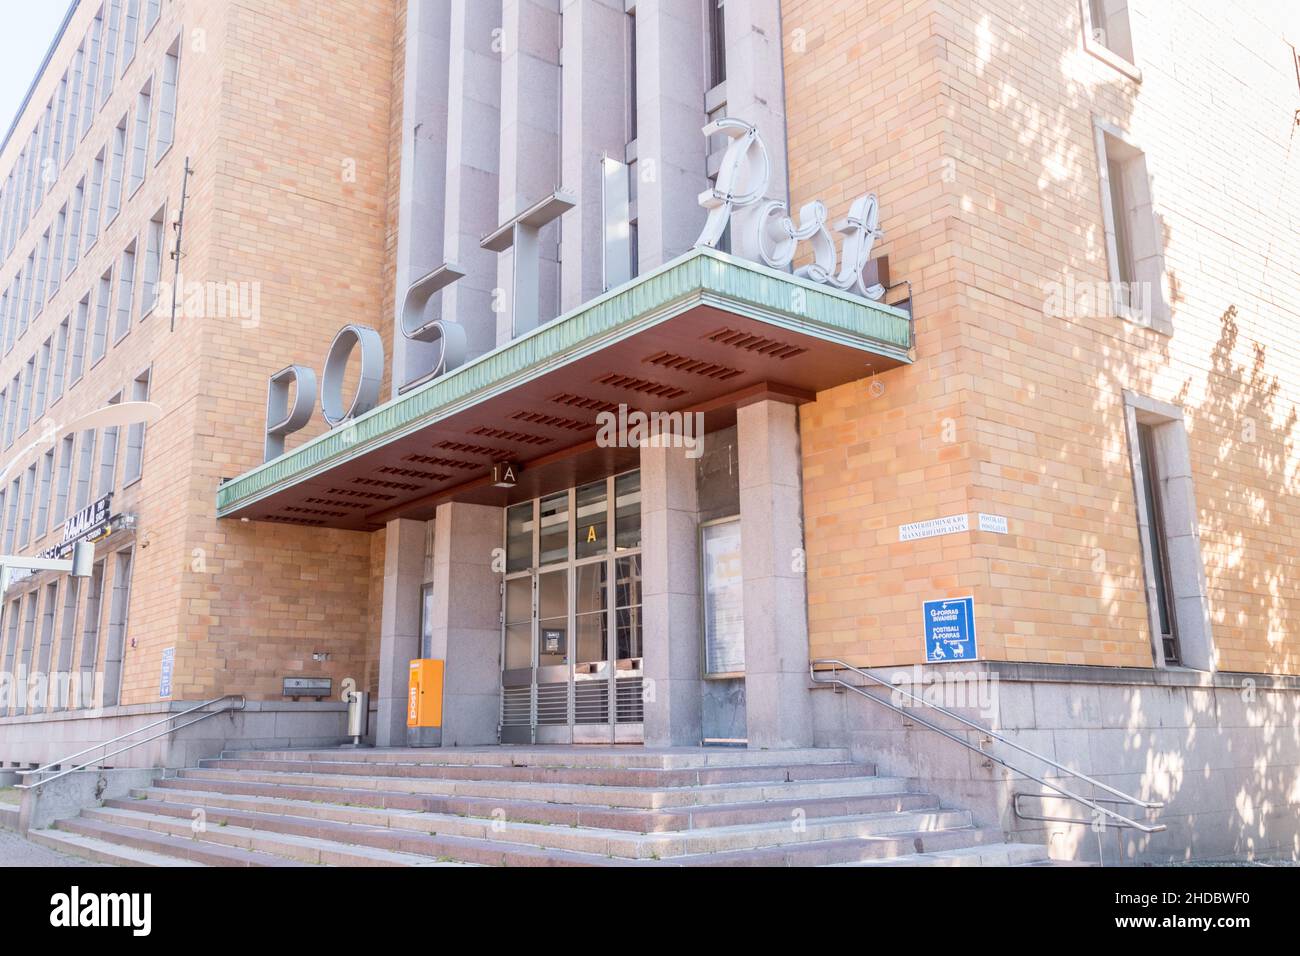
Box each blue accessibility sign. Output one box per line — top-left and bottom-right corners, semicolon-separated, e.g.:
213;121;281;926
923;596;977;662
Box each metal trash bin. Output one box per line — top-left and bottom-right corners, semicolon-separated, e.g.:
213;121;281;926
346;690;369;746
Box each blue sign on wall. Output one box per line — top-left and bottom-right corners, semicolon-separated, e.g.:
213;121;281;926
923;597;977;662
159;647;175;699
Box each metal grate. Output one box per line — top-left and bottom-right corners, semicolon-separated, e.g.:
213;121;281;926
265;514;326;526
351;476;424;492
283;506;349;518
549;392;620;414
705;327;807;359
594;373;687;399
574;681;611;724
501;686;532;727
615;677;644;723
376;465;451;482
468;425;551;446
404;453;478;471
536;682;570;725
324;487;396;502
304;496;367;510
510;410;591;432
434;440;504;458
643;350;743;381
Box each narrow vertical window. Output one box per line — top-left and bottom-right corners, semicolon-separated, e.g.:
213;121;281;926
34;230;50;316
70;296;90;385
100;0;122;106
49;205;67;297
75;430;97;510
104;114;128;224
51;317;69;404
145;0;161;33
19;357;34;435
124;367;150;484
121;0;140;71
65;47;84;163
82;10;104;137
55;577;81;711
78;560;106;706
115;241;136;340
35;448;55;539
54;433;75;525
2;480;17;551
142;204;165;315
99;392;122;495
92;267;113;364
84;149;105;251
66;178;85;276
130;79;152;193
1137;423;1178;665
34;337;50;421
155;39;179;161
19;462;37;546
103;548;134;706
4;377;17;447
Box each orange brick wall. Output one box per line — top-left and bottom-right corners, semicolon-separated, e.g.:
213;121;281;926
788;0;1300;674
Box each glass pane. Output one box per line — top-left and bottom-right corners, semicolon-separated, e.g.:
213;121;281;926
420;583;434;659
505;577;531;626
538;492;569;565
574;480;608;558
616;606;641;664
615;555;641;610
575;561;607;616
576;614;608;671
702;519;745;675
504;623;531;670
506;502;533;573
614;470;641;551
537;570;567;666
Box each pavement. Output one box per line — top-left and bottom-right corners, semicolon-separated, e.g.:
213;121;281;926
0;827;106;866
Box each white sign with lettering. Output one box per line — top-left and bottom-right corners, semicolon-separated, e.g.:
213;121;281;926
898;514;970;542
978;513;1009;534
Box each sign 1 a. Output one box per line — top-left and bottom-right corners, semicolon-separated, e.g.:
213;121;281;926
923;596;977;662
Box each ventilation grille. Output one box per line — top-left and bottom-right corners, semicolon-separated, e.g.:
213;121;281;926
549;392;620;414
594;373;687;399
705;327;807;359
265;514;326;527
283;505;348;519
434;440;501;459
404;453;478;471
468;425;550;446
643;351;743;381
325;487;396;502
377;465;451;483
510;410;590;432
304;496;367;510
616;677;644;723
352;476;423;492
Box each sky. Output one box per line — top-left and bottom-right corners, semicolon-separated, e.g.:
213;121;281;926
0;1;75;145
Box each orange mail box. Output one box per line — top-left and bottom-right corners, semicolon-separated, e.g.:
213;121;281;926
407;659;444;728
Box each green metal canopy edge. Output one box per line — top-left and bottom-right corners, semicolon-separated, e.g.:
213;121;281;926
216;246;913;516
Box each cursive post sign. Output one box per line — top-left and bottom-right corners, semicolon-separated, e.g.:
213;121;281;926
694;118;887;300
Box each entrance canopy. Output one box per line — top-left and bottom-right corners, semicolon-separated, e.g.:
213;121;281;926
216;248;913;531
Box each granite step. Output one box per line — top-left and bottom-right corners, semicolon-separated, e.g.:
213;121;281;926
223;746;853;770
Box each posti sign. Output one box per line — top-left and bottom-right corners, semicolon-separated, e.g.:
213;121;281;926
264;116;890;462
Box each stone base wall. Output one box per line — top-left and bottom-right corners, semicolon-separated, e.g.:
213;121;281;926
813;662;1300;864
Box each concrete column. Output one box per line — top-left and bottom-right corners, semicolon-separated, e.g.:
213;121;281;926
640;438;702;746
426;502;503;745
390;0;451;394
377;518;426;746
559;0;627;312
442;0;502;361
737;400;813;748
633;0;708;272
496;0;561;345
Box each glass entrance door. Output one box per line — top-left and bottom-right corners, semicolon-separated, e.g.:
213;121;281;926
499;471;643;744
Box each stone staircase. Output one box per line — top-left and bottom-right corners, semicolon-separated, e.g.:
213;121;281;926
27;746;1051;866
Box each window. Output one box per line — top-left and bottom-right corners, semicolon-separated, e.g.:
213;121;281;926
121;0;140;71
0;387;6;448
0;287;8;354
78;560;106;703
52;75;69;177
129;79;151;193
51;317;69;404
14;595;38;714
116;241;136;340
37;581;59;701
19;357;34;435
123;367;150;484
33;106;51;210
84;149;105;251
34;230;51;316
35;449;54;539
82;10;103;137
145;0;161;33
54;433;75;525
19;254;34;335
19;462;37;546
66;178;85;276
34;338;50;421
70;296;90;384
103;548;134;706
701;517;744;676
99;392;122;495
104;114;128;224
64;50;84;165
1093;121;1168;333
1082;0;1139;78
2;480;17;551
50;206;66;297
92;267;113;364
3;377;17;447
1;599;18;713
100;0;122;107
155;39;179;161
55;577;81;710
75;429;97;509
1123;390;1214;671
142;204;165;315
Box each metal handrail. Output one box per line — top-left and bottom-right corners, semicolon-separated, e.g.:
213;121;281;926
810;659;1165;834
15;694;246;790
